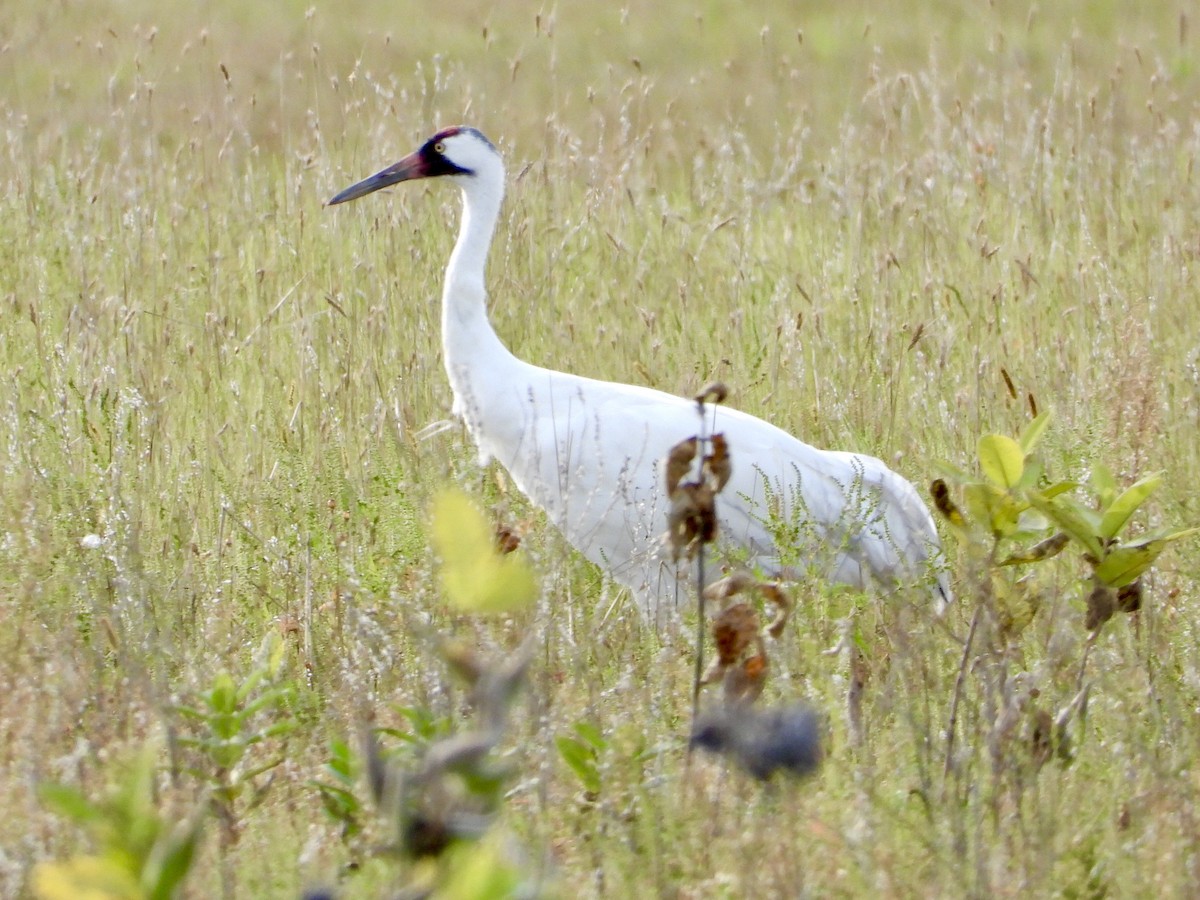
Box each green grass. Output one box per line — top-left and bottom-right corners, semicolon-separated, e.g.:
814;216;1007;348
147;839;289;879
3;0;1200;895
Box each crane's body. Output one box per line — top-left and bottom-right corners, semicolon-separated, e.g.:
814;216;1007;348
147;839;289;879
330;126;950;616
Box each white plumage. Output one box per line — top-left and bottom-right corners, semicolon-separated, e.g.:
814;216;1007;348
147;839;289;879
330;126;950;616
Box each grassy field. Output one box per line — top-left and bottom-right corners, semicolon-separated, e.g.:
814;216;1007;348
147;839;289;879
3;0;1200;896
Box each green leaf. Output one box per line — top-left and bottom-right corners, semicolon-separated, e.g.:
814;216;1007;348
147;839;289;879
998;532;1070;566
145;812;204;900
1040;480;1078;500
265;632;288;678
1094;544;1164;587
38;783;101;826
962;483;1022;538
556;736;602;794
440;835;523;900
261;719;300;740
1089;461;1118;509
234;666;266;704
242;756;286;782
1096;526;1200;587
1098;472;1162;541
458;763;510;805
31;855;142;900
571;721;608;752
314;782;361;820
1014;454;1045;491
1131;526;1200;546
207;674;238;716
1027;492;1104;558
431;488;536;614
1018;412;1052;454
242;682;295;720
1015;507;1050;533
978;434;1025;489
325;739;356;781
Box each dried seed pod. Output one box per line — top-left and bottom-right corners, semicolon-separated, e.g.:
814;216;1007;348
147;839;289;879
704;573;791;637
712;602;759;666
1029;707;1054;769
929;478;966;528
274;614;301;638
665;436;698;496
703;570;758;605
703;433;732;492
667;482;717;561
758;582;793;638
1000;532;1069;566
1085;581;1117;631
1117;579;1142;614
666;486;701;561
692;483;718;546
695;382;728;406
493;524;521;554
723;651;768;706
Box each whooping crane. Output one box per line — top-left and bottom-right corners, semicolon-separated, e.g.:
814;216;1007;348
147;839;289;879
329;126;951;617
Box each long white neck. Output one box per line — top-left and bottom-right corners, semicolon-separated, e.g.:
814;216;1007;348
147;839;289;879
444;168;503;311
441;162;521;430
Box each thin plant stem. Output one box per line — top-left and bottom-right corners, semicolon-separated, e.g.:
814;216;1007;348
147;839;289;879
943;602;981;784
689;393;718;730
692;542;706;723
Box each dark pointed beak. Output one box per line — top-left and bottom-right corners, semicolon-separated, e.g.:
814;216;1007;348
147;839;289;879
328;151;428;206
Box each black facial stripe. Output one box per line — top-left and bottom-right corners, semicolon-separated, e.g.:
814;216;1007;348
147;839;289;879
420;138;473;177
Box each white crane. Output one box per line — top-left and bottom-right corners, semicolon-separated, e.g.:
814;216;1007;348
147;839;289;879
329;126;951;617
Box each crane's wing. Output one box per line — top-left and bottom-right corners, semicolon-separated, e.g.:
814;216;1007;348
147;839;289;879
465;362;949;608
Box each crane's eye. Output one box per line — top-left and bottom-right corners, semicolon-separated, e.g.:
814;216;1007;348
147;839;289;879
434;141;446;155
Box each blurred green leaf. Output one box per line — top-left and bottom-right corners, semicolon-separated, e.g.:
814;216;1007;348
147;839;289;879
326;739;356;780
35;747;204;900
1136;526;1200;545
432;488;536;614
1015;507;1051;533
1027;492;1104;559
571;721;608;752
1098;472;1162;541
1018;412;1052;455
963;483;1021;537
1096;527;1200;587
999;532;1070;566
1089;461;1118;509
1094;544;1163;588
1014;454;1045;491
1040;480;1078;500
145;813;204;900
32;855;141;900
38;783;102;827
390;706;454;744
439;834;523;900
265;631;288;678
556;736;602;795
978;434;1024;489
173;649;298;829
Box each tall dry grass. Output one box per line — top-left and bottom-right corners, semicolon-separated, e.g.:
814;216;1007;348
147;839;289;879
1;0;1198;895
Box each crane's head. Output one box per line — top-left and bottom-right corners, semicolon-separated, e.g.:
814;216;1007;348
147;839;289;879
328;126;499;206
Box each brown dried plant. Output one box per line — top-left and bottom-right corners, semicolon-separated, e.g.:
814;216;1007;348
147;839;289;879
700;572;794;707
